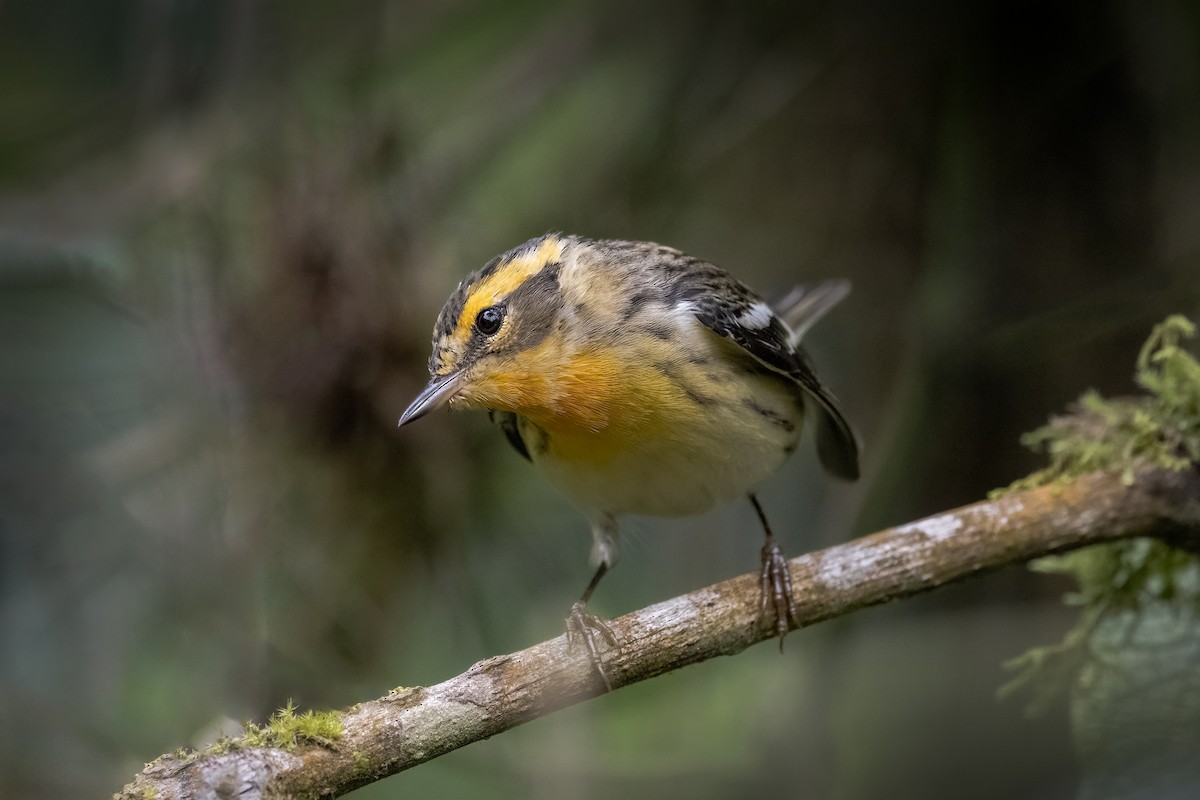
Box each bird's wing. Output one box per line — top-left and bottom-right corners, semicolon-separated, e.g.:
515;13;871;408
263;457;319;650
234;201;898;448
488;410;532;462
682;269;861;481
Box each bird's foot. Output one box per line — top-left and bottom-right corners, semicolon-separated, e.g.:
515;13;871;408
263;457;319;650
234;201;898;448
760;539;798;650
566;601;618;691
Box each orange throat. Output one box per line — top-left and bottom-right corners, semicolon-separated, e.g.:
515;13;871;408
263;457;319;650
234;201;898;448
458;348;681;463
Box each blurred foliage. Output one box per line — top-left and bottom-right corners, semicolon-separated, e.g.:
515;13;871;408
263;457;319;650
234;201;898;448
1;1;1200;798
1000;315;1200;796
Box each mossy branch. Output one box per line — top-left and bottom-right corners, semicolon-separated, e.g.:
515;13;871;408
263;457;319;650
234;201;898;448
117;464;1200;800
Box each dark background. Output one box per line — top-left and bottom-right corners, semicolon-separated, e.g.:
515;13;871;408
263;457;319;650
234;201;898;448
1;1;1198;797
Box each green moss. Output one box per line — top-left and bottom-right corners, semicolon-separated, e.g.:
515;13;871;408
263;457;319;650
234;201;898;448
206;701;343;753
352;750;373;779
1001;539;1200;713
240;700;344;749
993;315;1199;497
997;315;1200;713
199;700;345;758
206;737;235;755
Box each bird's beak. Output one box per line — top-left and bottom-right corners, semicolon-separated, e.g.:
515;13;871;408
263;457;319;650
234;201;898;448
398;371;463;427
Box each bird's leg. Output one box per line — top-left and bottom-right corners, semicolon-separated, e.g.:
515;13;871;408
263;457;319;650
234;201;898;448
750;494;797;649
566;562;618;690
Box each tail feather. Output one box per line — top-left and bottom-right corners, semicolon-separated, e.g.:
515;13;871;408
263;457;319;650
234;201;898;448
813;397;860;480
771;280;860;480
772;280;851;346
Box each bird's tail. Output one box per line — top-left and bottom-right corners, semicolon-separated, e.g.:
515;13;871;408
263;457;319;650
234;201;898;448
771;280;851;347
771;279;860;480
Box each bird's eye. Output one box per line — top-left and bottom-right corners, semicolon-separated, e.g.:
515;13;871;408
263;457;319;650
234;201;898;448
474;305;506;336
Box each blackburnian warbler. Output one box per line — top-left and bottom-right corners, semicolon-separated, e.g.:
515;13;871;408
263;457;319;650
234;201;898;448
399;234;859;686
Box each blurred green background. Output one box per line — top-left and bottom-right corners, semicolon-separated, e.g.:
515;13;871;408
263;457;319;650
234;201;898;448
2;1;1198;798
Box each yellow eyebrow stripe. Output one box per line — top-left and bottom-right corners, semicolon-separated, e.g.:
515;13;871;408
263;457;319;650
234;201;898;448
452;235;564;346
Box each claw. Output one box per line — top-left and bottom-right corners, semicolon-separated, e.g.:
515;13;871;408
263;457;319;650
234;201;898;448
760;538;798;650
566;601;618;691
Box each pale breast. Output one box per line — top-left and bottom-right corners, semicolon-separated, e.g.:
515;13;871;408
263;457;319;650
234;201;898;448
517;358;805;518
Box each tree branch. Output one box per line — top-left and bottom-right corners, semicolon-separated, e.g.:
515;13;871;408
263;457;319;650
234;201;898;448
118;465;1200;800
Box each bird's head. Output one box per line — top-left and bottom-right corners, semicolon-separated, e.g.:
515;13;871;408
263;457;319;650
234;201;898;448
398;234;573;427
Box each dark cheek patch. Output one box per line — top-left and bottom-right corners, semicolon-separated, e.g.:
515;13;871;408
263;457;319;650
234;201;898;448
489;263;561;355
428;250;562;372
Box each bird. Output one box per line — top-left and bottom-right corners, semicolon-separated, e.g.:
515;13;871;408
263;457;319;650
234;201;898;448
399;233;859;687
